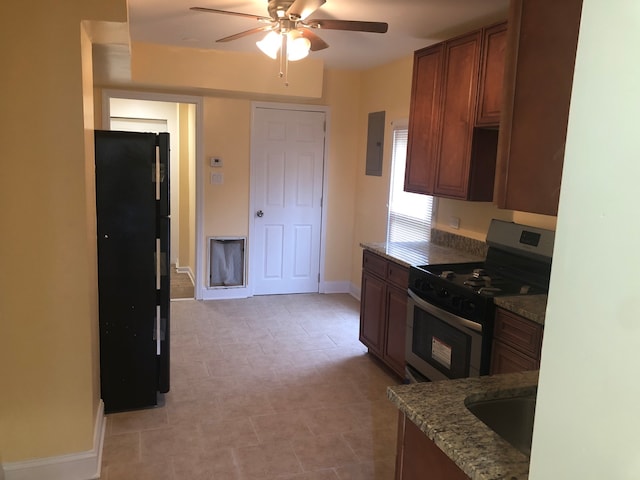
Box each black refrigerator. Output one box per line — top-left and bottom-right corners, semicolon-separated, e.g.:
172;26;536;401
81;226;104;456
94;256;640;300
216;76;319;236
94;130;170;413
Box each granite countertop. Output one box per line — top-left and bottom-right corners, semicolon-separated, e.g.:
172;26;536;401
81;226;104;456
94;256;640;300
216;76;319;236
360;241;484;268
493;295;547;326
388;371;539;480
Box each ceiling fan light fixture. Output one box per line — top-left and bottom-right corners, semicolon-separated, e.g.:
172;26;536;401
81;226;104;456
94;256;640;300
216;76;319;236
287;30;311;61
256;30;281;59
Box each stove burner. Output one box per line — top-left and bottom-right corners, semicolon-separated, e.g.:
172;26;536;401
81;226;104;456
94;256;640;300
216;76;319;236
477;286;502;296
472;268;488;278
464;277;489;288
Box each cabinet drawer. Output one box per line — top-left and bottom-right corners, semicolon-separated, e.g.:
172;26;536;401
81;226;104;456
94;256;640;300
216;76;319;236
362;250;387;278
494;308;543;358
387;262;409;289
491;339;539;375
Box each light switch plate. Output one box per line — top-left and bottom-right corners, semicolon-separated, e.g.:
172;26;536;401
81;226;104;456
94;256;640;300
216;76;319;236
210;172;223;185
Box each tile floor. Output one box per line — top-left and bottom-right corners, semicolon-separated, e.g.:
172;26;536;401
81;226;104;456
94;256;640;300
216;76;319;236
101;293;403;480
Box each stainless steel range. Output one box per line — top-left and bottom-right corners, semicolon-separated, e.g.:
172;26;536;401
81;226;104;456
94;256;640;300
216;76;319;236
406;219;555;382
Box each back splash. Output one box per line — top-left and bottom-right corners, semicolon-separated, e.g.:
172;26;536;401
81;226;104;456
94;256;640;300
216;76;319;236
430;229;488;258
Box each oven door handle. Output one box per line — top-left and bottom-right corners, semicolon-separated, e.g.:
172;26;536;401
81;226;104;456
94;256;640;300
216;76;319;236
407;289;483;333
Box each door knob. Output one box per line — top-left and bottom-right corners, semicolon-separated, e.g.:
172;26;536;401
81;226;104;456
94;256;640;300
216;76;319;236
256;210;264;217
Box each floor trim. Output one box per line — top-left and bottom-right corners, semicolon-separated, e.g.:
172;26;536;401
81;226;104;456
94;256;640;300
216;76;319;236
320;280;351;294
2;401;106;480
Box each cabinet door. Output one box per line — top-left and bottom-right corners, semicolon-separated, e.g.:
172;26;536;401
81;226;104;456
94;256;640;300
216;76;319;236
396;412;468;480
495;0;583;216
360;270;386;356
404;44;443;195
384;284;408;377
491;339;539;374
494;308;543;358
490;308;543;375
476;23;507;126
433;31;481;199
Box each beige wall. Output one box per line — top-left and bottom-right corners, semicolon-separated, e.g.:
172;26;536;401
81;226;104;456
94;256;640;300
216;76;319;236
178;103;195;274
111;41;559;296
131;42;325;99
201;97;252;285
0;0;127;463
320;70;361;284
197;73;364;288
350;56;414;287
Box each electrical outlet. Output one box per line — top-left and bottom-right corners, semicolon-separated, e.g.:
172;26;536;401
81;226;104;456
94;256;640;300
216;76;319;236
449;216;460;229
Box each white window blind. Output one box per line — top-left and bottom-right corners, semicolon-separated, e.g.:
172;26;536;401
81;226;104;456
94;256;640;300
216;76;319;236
387;126;433;243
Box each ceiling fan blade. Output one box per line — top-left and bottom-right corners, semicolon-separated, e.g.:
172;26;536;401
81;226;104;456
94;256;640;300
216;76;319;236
299;29;329;51
190;6;271;22
216;26;273;43
306;19;388;34
286;0;326;20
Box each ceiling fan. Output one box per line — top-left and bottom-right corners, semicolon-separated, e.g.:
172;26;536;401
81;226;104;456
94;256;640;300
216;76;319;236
190;0;388;84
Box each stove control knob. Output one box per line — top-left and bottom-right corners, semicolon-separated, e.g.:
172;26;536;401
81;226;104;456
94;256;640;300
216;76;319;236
415;279;432;292
462;299;476;314
437;288;449;298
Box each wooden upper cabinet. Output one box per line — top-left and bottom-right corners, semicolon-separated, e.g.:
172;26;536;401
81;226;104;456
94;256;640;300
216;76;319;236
495;0;583;216
404;44;443;195
476;23;508;126
432;31;481;199
405;23;506;201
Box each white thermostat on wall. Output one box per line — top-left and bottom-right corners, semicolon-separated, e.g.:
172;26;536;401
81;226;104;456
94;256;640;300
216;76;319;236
210;157;223;167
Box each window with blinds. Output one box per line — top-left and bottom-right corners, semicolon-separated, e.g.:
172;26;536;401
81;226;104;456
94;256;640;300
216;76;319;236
387;125;434;243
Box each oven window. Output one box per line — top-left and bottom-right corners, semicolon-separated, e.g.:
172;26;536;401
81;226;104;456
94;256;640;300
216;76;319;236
412;308;472;379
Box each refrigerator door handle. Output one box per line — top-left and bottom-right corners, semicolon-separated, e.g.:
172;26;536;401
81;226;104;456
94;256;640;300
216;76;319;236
156;239;161;290
155;145;161;200
156;306;161;355
155;238;161;355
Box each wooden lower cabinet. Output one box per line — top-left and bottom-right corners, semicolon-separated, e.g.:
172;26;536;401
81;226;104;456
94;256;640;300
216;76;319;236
384;284;409;375
360;271;386;357
359;250;409;378
395;412;468;480
491;339;538;373
490;307;543;374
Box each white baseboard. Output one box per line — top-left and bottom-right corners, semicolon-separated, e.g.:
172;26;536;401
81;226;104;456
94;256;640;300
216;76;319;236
349;283;361;301
198;281;358;300
201;285;251;300
175;265;195;284
2;401;106;480
320;280;351;294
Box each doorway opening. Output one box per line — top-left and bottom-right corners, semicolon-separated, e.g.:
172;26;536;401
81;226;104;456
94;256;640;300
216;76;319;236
101;90;203;300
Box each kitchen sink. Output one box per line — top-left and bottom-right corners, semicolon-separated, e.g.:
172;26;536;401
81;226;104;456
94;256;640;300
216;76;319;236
465;391;537;456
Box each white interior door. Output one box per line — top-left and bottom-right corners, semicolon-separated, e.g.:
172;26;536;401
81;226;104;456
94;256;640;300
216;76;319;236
251;106;326;295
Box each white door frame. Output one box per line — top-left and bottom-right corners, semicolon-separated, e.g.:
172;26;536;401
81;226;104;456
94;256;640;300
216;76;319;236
101;89;205;299
249;101;331;296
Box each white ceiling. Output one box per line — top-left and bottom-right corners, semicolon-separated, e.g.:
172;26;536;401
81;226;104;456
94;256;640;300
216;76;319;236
127;0;510;70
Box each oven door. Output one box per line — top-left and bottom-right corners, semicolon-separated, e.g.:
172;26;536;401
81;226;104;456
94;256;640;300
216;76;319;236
406;290;483;382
